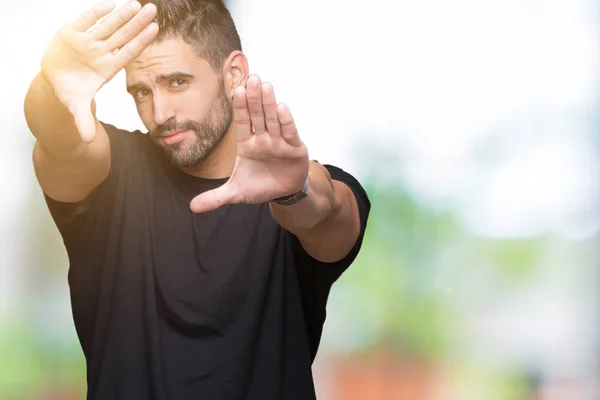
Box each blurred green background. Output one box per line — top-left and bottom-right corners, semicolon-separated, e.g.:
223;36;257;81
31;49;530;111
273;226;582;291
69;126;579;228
1;0;599;399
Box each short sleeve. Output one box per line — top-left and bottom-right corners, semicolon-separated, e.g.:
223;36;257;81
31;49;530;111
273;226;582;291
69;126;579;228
43;122;145;247
291;164;371;284
290;164;371;360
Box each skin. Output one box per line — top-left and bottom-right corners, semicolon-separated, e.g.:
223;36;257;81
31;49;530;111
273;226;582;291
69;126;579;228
27;1;361;263
125;38;239;177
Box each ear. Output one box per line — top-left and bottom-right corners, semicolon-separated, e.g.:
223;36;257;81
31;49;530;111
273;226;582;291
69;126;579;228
222;50;249;99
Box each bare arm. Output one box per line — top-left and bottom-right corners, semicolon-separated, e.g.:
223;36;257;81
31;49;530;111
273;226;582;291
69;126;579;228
25;73;110;203
270;162;361;263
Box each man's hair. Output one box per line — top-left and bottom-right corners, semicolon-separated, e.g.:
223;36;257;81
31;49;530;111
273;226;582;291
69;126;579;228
140;0;242;72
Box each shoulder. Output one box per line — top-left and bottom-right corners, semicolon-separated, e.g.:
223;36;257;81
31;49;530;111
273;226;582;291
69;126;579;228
100;122;156;172
290;162;371;279
322;163;371;218
101;122;149;152
44;124;156;242
100;121;145;137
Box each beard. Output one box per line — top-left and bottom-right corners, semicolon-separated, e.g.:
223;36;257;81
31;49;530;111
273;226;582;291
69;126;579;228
150;80;233;169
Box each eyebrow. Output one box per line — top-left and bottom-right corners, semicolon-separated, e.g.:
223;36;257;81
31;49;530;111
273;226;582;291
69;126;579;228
126;72;195;94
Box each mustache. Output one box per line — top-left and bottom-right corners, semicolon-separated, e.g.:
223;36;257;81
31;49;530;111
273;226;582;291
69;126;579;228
151;119;200;137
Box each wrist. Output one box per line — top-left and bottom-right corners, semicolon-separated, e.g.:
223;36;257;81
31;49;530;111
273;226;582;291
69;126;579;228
270;163;338;230
270;175;310;206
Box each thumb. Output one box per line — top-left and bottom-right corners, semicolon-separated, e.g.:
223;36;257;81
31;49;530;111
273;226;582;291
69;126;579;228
69;100;97;143
190;183;241;214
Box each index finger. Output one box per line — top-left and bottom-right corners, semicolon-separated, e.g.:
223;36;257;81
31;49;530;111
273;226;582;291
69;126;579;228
91;1;146;41
112;21;159;66
72;1;116;32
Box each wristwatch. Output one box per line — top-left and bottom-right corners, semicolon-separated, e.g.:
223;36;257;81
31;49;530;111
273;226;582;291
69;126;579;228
271;176;310;206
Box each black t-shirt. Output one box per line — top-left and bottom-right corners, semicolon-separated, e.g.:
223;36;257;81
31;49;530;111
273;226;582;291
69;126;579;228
44;123;370;400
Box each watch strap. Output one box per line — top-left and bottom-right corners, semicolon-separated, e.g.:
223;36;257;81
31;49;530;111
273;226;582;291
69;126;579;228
271;176;310;206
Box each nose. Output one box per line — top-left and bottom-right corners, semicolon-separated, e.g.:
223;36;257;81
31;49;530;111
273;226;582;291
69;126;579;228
152;93;176;127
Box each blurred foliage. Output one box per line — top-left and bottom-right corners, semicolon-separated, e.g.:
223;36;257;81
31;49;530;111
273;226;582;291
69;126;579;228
0;323;85;400
334;162;548;360
0;178;86;400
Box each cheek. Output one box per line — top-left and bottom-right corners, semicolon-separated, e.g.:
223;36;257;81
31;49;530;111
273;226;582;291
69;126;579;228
136;103;155;130
180;87;215;120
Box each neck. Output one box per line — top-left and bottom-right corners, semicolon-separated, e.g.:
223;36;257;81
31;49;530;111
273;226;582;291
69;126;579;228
179;124;237;179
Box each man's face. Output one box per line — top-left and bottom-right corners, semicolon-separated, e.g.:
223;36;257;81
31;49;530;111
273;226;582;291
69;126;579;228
125;37;233;168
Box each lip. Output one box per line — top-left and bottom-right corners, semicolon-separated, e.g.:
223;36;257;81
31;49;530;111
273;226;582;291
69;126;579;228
160;130;189;145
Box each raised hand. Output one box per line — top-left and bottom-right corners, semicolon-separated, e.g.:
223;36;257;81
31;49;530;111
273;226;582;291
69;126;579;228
41;1;158;142
190;75;310;213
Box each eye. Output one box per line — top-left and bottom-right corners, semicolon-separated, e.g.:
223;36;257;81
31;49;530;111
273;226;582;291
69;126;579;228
134;89;150;101
171;79;188;89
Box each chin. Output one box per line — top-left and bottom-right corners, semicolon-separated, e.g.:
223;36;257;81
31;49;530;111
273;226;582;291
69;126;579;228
168;150;201;169
168;155;202;169
154;128;225;169
169;146;212;169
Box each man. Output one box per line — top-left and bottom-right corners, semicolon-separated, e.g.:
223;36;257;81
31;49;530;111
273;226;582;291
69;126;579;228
24;0;370;398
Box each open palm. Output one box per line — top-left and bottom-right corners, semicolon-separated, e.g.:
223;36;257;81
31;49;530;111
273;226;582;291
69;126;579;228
190;76;309;213
41;1;158;142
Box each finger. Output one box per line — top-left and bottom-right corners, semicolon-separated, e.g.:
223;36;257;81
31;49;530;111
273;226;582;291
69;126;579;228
190;184;240;214
105;3;158;50
246;75;266;134
112;21;159;65
277;104;302;147
261;82;280;138
72;1;115;32
69;100;97;143
91;1;143;40
233;86;252;142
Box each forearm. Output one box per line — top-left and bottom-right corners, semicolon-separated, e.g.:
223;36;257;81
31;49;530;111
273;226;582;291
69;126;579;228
26;73;110;203
269;162;337;231
270;162;361;263
24;73;96;158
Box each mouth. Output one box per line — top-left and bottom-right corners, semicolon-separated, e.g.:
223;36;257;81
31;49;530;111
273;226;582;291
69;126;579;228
159;130;189;145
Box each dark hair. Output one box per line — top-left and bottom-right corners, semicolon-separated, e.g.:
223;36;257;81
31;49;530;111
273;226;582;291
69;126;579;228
140;0;242;72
